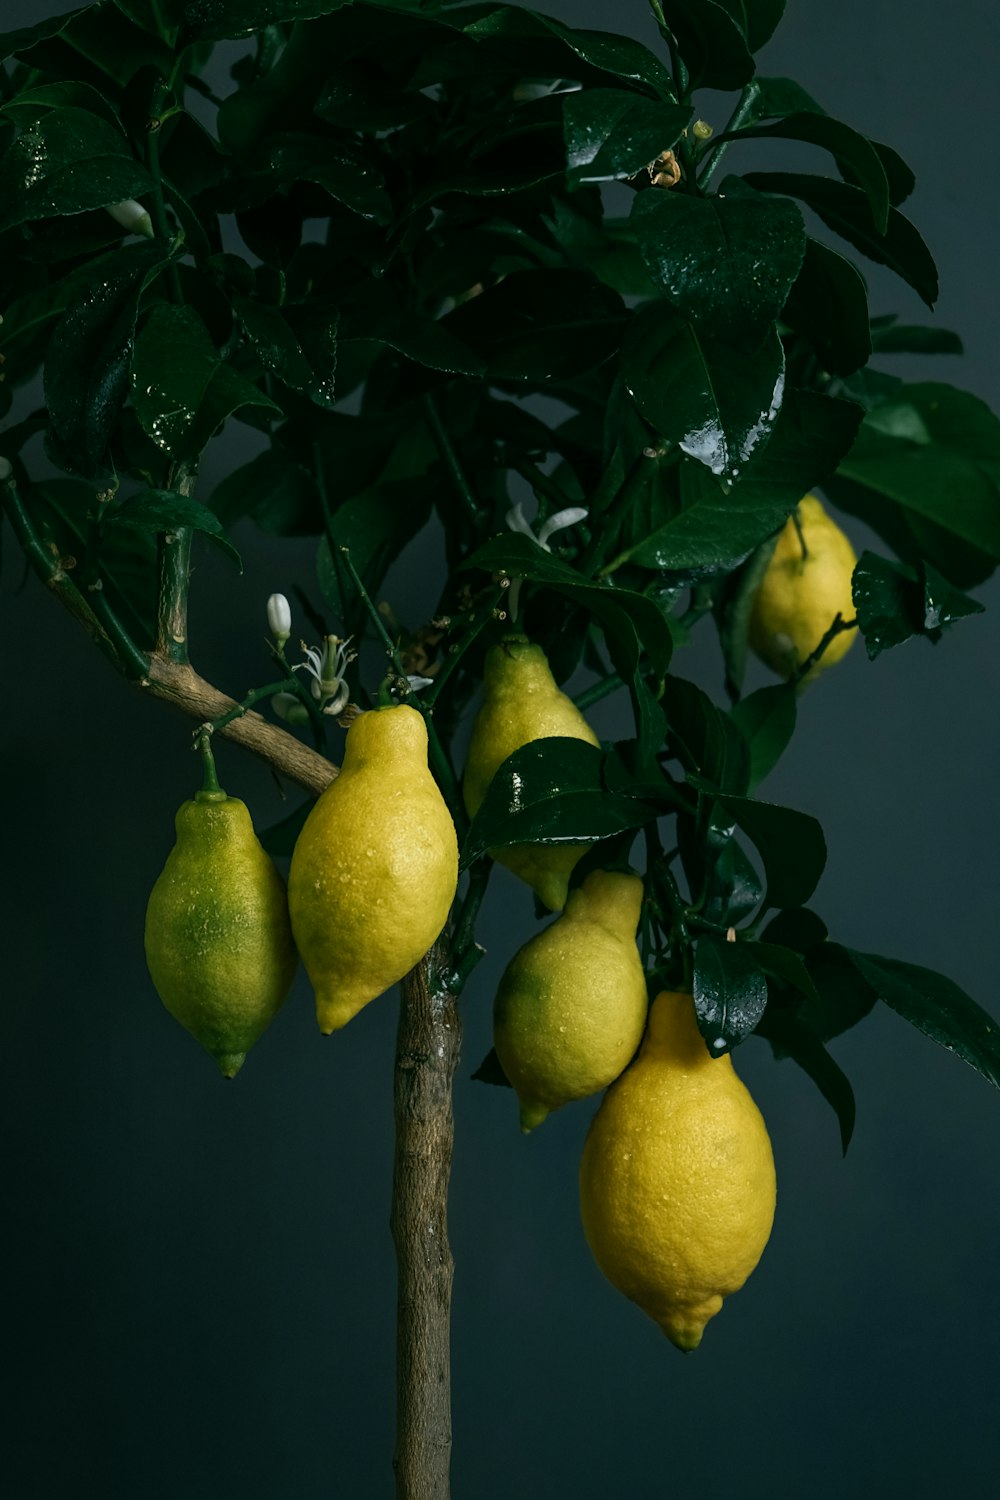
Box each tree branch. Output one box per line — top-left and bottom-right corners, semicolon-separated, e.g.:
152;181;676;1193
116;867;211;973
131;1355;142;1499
391;948;460;1500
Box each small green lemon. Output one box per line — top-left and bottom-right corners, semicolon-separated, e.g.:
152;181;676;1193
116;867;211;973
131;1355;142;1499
463;638;599;911
749;493;857;680
580;991;776;1351
288;704;458;1034
494;870;648;1132
144;789;298;1078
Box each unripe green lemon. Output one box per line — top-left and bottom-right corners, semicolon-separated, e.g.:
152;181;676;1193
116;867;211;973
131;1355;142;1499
580;991;776;1350
288;704;459;1034
144;791;298;1078
494;870;649;1132
749;494;857;680
463;638;599;911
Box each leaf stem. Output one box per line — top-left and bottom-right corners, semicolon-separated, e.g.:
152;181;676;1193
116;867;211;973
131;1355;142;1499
146;81;184;303
423;589;504;711
579;452;655;576
573;673;625;711
790;613;858;688
698;80;761;189
422;391;480;525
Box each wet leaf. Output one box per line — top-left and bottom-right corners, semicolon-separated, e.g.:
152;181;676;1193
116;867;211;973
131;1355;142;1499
693;935;768;1053
852;551;983;658
0;106;154;231
729;683;797;788
563;90;692;186
108;488;242;568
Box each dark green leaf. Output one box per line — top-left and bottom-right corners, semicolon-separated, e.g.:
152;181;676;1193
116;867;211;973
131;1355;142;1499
0;107;155;231
662;675;751;795
259;799;316;857
746;76;825;121
656;0;755;91
743;0;786;51
632;179;806;352
211;448;321;536
1;79;121;129
44;238;169;480
783;238;871;378
852;550;983;659
870;323;962;356
746;941;819;1002
724;112;889;232
108;488;241;568
848;951;1000;1093
804;943;878;1041
214;134;391;225
471;1047;512;1088
756;1004;856;1152
439;269;626;383
717;533;780;695
563;90;692;185
181;0;350;42
697;788;827;909
762;907;828;951
235;295;336;408
621;302;785;484
743;171;938;307
693;935;768;1053
729;683;796;788
316;478;434;625
0;6;87;62
461;738;657;868
464;8;676;99
131;304;280;460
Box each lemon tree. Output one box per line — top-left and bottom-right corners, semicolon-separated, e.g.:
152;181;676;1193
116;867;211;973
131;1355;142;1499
2;0;1000;1495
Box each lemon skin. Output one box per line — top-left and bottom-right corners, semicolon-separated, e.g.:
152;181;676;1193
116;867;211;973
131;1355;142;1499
580;991;776;1350
288;705;459;1034
749;494;857;681
494;871;648;1132
463;639;599;911
144;794;298;1078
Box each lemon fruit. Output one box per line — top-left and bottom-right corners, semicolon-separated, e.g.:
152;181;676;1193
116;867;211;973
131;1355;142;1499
288;704;459;1033
749;493;857;680
144;786;298;1078
463;638;599;911
494;870;648;1132
580;990;776;1351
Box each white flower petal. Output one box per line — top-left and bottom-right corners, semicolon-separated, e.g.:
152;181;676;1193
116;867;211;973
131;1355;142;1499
537;506;589;547
505;502;537;540
406;675;434;691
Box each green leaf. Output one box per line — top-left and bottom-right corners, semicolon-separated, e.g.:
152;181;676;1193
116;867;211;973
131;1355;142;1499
747;76;826;121
1;79;121;129
870;323;962;356
259;799;316;857
439;269;626;382
0;106;155;231
107;488;242;568
743;171;938;307
729;684;797;788
847;951;1000;1094
214;133;392;225
852;551;983;659
745;941;819;1003
464;8;676;99
632;178;806;352
621;302;785;484
181;0;350;42
0;6;88;62
762;907;828;951
743;0;786;51
563;90;692;186
693;935;768;1053
471;1047;512;1088
43;238;169;480
724;113;890;233
211;448;321;537
836;383;1000;562
804;943;877;1040
316;478;434;626
697;788;827;909
234;295;336;408
656;0;755;91
461;738;657;869
131;305;280;461
756;1004;856;1152
662;675;751;795
782;238;872;378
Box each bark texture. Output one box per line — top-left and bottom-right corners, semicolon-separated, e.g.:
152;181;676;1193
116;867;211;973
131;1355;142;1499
391;952;461;1500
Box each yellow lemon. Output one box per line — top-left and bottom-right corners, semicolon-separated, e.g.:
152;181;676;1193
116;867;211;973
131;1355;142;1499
463;638;599;911
580;990;776;1350
288;704;458;1033
494;870;648;1132
144;789;298;1078
749;493;857;680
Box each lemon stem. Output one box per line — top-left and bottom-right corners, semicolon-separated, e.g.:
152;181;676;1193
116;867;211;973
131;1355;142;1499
422;391;480;524
195;728;227;801
790;613;858;689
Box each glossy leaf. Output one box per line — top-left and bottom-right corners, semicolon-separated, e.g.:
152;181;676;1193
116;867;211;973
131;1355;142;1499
742;171;938;307
44;239;169;480
0;6;87;61
622;302;785;483
461;738;657;868
0;107;155;231
836;383;1000;562
471;1048;512;1088
746;76;825;122
696;787;827;909
632;179;806;352
743;0;786;51
131;305;280;460
215;133;392;225
108;488;242;567
783;238;872;378
464;8;676;99
848;951;1000;1093
724;113;890;232
756;1003;856;1152
870;322;962;356
235;296;336;408
762;907;828;952
852;551;983;659
693;935;768;1054
316;478;434;625
180;0;350;42
656;0;755;91
729;684;797;788
440;269;626;383
563;90;691;185
803;943;878;1040
745;941;819;1003
211;449;321;537
662;675;751;795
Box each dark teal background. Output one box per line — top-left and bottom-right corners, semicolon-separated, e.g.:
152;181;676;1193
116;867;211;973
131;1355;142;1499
2;2;999;1496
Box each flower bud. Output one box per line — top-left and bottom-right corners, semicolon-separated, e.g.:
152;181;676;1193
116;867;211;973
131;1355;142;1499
105;199;154;237
272;692;310;726
692;119;714;141
267;592;292;646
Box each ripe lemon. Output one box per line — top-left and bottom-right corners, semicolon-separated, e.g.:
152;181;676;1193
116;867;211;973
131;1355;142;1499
494;870;649;1132
749;493;857;680
580;990;776;1350
145;788;298;1078
288;704;459;1033
463;638;599;911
